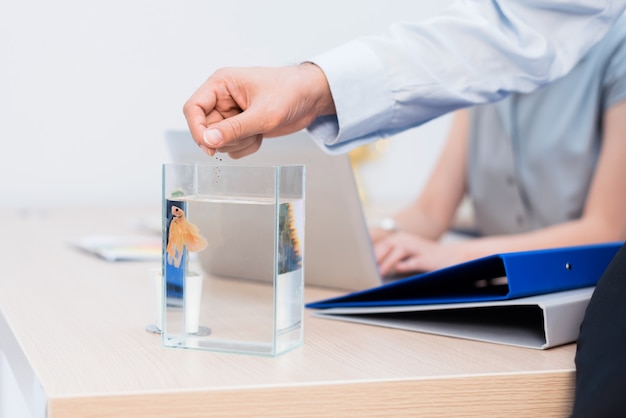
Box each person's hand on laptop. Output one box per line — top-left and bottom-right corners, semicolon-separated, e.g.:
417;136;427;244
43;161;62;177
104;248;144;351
373;231;467;276
183;63;336;159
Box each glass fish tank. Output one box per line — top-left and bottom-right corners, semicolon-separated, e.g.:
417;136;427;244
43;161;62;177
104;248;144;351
160;163;305;356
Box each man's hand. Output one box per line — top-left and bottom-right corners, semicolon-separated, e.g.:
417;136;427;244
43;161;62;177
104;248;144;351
183;63;335;158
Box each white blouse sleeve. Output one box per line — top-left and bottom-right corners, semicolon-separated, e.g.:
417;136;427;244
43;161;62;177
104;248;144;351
308;0;626;153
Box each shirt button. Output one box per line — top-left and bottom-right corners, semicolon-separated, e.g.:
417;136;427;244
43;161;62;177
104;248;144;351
516;215;525;226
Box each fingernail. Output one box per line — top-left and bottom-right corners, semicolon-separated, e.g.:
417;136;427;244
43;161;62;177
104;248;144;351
200;144;216;157
203;129;222;147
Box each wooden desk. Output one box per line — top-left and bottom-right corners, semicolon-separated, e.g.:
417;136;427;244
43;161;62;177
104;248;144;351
0;208;576;417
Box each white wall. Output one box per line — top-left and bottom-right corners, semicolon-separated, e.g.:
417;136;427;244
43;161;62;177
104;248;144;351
0;0;452;210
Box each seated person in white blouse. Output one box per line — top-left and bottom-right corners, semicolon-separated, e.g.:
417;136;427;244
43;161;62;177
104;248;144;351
370;18;626;276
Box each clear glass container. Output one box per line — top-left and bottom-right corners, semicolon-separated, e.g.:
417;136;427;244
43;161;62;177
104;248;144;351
160;163;305;356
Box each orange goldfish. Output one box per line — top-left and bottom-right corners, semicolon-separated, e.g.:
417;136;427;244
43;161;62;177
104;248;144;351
166;205;208;268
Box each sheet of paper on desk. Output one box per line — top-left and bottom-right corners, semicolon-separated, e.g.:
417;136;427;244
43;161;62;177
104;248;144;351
71;235;162;262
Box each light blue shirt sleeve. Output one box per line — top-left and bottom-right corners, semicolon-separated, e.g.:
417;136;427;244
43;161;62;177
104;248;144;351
307;0;626;154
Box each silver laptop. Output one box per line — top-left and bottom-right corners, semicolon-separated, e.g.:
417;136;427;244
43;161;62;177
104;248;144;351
165;130;383;291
